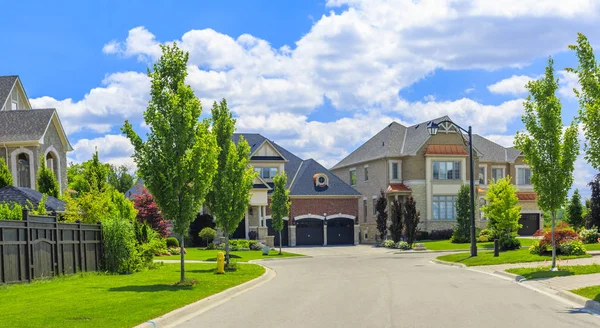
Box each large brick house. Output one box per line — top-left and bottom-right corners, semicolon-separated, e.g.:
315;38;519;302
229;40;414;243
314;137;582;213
0;75;72;193
330;116;541;244
232;133;361;246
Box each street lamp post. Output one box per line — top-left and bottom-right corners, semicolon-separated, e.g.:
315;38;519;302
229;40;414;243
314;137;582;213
427;120;477;257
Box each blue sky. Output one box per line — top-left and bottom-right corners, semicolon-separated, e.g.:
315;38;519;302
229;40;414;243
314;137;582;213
2;0;599;197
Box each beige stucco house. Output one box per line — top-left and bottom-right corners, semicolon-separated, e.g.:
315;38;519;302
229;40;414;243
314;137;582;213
330;116;541;244
0;75;72;192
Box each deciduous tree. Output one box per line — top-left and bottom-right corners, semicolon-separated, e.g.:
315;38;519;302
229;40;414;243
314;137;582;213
270;172;290;255
0;158;12;188
481;177;522;237
133;187;168;237
108;164;136;194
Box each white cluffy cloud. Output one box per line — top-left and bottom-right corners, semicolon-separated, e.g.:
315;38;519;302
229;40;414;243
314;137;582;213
487;75;535;96
68;134;136;168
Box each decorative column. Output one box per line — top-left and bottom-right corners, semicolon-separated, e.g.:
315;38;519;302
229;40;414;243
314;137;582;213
289;225;296;247
354;225;360;245
323;220;328;246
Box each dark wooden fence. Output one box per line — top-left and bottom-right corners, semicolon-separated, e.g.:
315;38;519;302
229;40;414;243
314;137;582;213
0;209;102;284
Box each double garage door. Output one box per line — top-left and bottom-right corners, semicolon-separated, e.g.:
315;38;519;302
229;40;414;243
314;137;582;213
296;217;354;246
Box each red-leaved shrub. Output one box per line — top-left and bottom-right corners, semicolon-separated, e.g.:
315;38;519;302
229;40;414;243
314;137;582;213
538;229;580;251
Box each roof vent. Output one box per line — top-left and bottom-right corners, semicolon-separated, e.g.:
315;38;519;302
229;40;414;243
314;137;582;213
382;141;385;147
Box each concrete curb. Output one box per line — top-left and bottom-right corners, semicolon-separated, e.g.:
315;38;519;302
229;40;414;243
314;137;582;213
430;259;466;268
492;270;526;282
557;290;600;314
134;264;276;328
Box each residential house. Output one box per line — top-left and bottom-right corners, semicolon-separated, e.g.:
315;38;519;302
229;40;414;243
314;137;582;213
0;76;72;192
330;116;541;244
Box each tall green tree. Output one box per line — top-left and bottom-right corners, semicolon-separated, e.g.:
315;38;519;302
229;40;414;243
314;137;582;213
514;57;579;270
567;33;600;170
67;151;110;194
37;156;60;198
588;177;600;229
270;172;290;255
107;164;135;193
122;43;219;282
388;198;403;242
0;158;13;188
451;184;471;243
565;189;584;229
375;190;388;241
206;99;255;265
481;177;522;238
404;196;420;247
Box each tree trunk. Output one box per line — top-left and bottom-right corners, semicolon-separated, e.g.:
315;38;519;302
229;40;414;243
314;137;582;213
279;230;282;255
180;235;185;282
225;232;230;266
551;210;557;271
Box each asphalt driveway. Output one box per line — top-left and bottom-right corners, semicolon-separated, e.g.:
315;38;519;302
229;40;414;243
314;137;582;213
176;248;599;328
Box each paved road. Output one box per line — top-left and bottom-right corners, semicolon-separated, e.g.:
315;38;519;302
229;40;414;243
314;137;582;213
177;247;600;328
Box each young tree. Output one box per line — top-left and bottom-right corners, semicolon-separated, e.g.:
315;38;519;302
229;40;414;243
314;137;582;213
565;189;584;229
514;58;579;269
404;196;421;247
37;156;60;198
108;164;135;193
389;198;403;242
270;172;290;255
481;177;522;238
588;177;600;229
451;184;471;243
205;99;254;266
0;158;13;188
122;44;219;282
375;190;388;241
133;187;168;237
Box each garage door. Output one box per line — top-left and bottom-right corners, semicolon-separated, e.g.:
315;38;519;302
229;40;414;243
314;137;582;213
327;218;354;245
296;218;324;246
266;219;289;246
518;213;540;236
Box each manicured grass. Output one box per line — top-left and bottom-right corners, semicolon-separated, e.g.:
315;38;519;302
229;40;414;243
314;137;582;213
157;248;304;262
421;238;536;251
0;263;265;328
583;243;600;251
572;285;600;302
506;264;600;279
436;248;591;266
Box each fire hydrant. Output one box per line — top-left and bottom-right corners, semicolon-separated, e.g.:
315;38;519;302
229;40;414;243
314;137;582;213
216;251;225;274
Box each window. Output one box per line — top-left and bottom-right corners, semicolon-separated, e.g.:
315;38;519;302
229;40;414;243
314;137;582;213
432;161;461;180
478;166;485;184
517;167;532;185
364;166;369;181
373;198;377;216
17;153;31;188
254;167;278;179
11;91;19;110
363;199;367;223
491;167;504;181
390;161;399;180
432;196;457;220
11;101;17;110
350;169;357;186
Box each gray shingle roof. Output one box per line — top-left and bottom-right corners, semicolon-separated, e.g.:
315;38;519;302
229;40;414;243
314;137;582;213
0;76;17;109
0;108;55;143
0;186;66;212
472;134;510;162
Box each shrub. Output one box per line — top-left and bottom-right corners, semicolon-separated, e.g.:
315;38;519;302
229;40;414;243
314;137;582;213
133;221;164;267
206;243;217;250
479;228;495;240
429;229;453;240
477;236;489;243
382;239;395;248
249;241;263;250
559;239;587;255
0;202;23;220
498;234;521;251
230;245;239;251
529;240;549;255
538;229;579;251
416;231;429;241
199;227;216;245
580;227;599;244
396;241;411;250
169;247;181;255
225;260;238;272
166;237;180;248
229;239;250;249
101;217;141;273
237;247;250;251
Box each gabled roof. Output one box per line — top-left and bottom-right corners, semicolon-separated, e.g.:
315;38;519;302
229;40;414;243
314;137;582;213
125;179;146;199
0;76;18;108
0;108;73;151
0;186;66;212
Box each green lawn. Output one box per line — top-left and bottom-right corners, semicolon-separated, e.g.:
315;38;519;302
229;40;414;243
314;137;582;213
506;264;600;279
0;263;265;328
156;248;304;262
420;238;536;251
436;248;591;266
572;285;600;302
583;243;600;251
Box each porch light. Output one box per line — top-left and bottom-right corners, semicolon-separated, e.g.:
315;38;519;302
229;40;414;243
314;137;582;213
427;121;439;135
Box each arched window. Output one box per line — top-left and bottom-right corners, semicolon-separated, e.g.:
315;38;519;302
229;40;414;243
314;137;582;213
46;152;58;178
17;153;31;188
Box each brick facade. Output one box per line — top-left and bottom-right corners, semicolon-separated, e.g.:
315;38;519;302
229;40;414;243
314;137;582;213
289;197;359;223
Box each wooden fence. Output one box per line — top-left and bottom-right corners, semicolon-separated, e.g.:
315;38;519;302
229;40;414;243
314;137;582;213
0;209;102;284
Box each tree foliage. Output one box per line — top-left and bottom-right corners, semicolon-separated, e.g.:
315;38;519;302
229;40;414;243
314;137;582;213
122;43;219;282
0;158;13;188
481;176;522;237
270;172;290;255
107;164;135;193
389;198;403;242
133;187;168;237
37;156;60;198
375;190;388;241
451;184;471;243
67;151;110;195
588;177;600;230
565;189;584;229
404;196;420;246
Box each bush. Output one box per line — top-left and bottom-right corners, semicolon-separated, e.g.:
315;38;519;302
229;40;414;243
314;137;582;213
538;228;579;251
477;236;489;243
479;228;494;240
580;227;599;244
169;247;181;255
416;231;429;241
166;237;180;248
101;217;141;273
382;239;396;248
249;240;262;250
206;242;217;250
529;240;549;255
396;241;411;250
199;227;216;245
229;239;250;249
498;234;521;251
225;260;238;272
230;245;239;251
450;230;470;243
559;239;587;255
0;202;23;220
237;247;250;251
429;229;453;240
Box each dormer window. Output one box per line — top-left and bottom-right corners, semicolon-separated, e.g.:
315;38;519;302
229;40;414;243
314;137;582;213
11;91;19;110
314;173;329;187
255;167;278;179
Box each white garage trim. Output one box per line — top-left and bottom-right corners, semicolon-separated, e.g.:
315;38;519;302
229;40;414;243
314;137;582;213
264;216;289;221
325;214;356;220
295;214;325;220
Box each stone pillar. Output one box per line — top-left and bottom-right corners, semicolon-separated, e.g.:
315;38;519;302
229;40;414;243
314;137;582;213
354;225;360;245
323;224;328;246
244;213;249;239
265;236;275;248
289;225;296;247
258;227;268;241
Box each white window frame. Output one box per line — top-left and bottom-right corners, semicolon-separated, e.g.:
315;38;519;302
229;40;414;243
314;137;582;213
364;165;369;182
478;164;487;185
432;161;461;180
372;195;377;216
389;160;401;182
255;167;278;179
432;195;458;220
363;197;368;223
349;168;357;186
515;165;532;186
491;165;505;182
11;91;19;110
